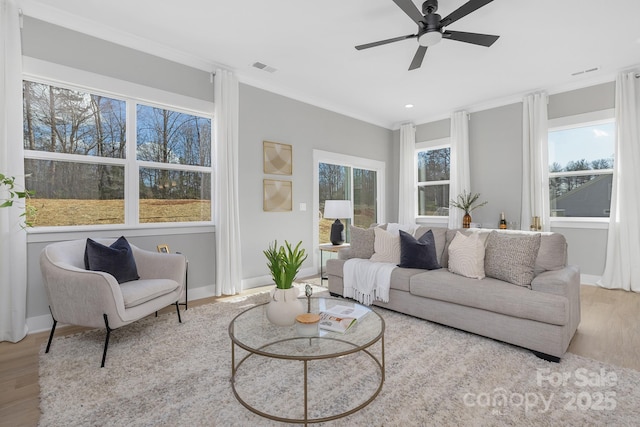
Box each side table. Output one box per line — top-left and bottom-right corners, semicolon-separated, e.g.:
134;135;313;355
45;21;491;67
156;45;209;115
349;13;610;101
319;243;349;282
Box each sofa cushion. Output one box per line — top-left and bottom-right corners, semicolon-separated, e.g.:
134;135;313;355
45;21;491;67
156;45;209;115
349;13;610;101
386;223;417;236
535;233;568;274
119;279;180;308
409;269;568;326
485;231;541;287
370;227;401;264
447;231;485;279
414;226;447;266
398;230;441;270
84;236;140;284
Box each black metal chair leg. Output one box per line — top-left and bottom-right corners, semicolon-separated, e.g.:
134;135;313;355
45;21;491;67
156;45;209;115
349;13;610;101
175;302;182;323
101;314;112;368
45;307;57;354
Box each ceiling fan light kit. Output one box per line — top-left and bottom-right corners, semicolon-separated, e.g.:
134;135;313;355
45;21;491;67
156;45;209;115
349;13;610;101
356;0;500;70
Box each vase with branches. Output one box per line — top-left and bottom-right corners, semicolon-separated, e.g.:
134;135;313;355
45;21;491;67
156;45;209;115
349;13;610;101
449;190;487;228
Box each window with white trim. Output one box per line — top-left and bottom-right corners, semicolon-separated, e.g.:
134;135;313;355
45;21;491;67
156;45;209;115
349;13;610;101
22;80;212;227
416;140;450;217
548;112;615;218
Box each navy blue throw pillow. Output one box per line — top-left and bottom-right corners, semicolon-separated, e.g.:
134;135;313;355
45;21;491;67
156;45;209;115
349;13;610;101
397;229;441;270
84;236;140;284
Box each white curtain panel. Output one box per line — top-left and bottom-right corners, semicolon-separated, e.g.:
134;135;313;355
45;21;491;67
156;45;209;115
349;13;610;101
598;71;640;292
398;123;416;224
521;92;550;232
448;111;470;229
214;69;243;295
0;0;28;342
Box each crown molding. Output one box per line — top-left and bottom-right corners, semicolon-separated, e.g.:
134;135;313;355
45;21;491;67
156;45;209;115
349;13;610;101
19;0;226;73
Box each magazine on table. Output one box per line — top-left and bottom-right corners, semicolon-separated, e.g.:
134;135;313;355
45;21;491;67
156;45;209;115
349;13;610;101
318;304;369;333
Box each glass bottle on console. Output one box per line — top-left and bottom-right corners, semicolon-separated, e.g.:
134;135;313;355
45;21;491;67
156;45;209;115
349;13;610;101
499;212;507;230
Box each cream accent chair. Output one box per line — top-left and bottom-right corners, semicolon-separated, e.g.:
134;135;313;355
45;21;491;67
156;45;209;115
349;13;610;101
40;238;187;367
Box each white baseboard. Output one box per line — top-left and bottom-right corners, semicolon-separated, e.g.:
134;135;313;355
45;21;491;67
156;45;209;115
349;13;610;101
581;274;602;286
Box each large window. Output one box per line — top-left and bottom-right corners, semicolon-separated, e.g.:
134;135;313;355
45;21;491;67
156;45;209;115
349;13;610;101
318;163;378;244
416;141;450;217
314;151;384;245
548;116;614;218
22;80;212;227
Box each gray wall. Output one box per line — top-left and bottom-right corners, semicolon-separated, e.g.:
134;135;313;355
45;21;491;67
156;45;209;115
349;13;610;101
22;17;213;103
20;17;394;324
406;82;616;276
238;84;393;279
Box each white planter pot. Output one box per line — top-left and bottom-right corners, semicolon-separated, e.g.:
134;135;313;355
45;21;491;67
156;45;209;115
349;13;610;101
266;286;304;326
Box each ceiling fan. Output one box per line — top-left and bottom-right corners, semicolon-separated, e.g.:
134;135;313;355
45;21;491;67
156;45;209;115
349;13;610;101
355;0;500;70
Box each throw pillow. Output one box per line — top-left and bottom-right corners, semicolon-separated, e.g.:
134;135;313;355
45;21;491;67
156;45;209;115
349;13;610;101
84;236;140;284
397;229;441;270
370;227;401;264
349;225;377;259
484;231;541;287
447;231;485;279
386;223;417;236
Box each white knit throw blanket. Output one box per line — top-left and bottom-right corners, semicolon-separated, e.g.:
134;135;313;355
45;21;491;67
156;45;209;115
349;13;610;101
343;258;396;305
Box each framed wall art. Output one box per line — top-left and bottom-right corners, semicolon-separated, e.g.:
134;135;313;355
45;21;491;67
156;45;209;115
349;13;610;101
263;141;292;175
263;179;292;212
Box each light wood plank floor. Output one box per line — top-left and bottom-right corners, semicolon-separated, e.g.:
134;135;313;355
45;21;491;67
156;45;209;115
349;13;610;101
1;284;639;426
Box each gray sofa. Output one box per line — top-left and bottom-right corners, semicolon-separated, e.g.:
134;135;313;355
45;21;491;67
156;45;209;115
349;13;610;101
326;227;581;361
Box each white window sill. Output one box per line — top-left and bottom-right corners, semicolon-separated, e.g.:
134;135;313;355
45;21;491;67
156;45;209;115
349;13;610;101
550;218;609;230
27;223;215;243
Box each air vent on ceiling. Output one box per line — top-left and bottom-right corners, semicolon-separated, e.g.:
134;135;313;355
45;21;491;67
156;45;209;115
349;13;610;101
252;62;277;73
571;66;600;77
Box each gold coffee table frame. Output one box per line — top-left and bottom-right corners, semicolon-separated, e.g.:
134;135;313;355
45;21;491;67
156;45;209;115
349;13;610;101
228;297;385;425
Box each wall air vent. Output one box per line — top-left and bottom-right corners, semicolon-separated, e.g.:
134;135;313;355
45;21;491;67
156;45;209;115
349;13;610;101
252;62;277;73
571;66;600;76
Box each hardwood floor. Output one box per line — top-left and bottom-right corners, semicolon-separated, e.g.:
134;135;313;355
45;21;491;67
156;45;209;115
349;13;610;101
1;284;639;426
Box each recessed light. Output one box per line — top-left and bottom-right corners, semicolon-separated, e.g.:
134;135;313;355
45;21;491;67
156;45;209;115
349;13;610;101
405;104;414;109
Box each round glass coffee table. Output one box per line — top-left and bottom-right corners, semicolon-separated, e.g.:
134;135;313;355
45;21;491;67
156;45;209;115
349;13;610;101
228;297;385;425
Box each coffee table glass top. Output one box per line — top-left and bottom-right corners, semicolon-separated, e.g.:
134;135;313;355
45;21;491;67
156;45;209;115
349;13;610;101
229;297;384;359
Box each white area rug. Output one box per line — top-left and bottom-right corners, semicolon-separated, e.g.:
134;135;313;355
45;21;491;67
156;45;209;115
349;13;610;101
39;291;640;426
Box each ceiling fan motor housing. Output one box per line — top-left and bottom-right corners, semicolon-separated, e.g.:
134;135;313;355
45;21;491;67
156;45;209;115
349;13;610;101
422;0;439;15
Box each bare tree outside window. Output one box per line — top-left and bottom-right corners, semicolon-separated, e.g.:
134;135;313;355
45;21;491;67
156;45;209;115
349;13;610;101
417;147;451;216
318;162;377;243
22;81;212;226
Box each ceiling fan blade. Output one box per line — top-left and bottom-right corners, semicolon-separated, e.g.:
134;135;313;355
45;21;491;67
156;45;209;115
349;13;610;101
355;34;417;50
440;0;494;27
443;30;499;47
393;0;425;25
409;46;428;70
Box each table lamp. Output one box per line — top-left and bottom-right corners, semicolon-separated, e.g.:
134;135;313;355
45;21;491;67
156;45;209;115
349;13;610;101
324;200;352;245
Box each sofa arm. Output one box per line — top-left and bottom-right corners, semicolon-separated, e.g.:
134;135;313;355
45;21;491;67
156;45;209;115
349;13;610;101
133;248;187;285
531;265;580;297
338;247;355;260
40;257;125;329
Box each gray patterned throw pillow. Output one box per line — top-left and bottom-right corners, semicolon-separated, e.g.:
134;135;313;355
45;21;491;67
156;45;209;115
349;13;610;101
349;225;376;259
484;231;541;287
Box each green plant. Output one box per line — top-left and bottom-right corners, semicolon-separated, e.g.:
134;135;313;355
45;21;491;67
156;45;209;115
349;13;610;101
263;240;308;289
0;173;35;228
449;190;487;214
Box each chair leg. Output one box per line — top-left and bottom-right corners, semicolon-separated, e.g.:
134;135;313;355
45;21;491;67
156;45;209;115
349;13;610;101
175;302;182;323
101;314;112;368
45;307;57;354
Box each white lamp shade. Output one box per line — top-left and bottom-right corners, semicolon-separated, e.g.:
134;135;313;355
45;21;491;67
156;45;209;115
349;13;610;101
324;200;352;219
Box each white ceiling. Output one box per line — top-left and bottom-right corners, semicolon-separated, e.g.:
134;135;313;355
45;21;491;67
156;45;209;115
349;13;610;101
20;0;640;129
